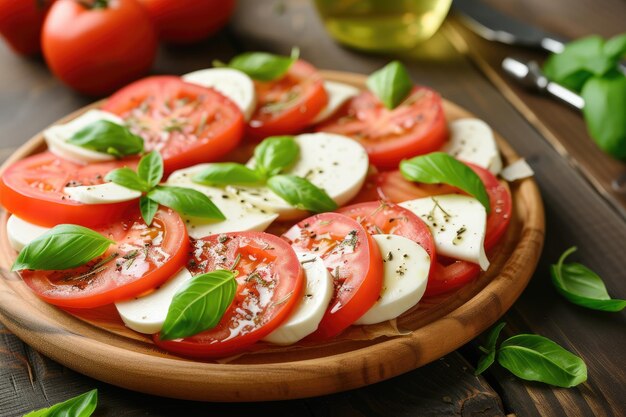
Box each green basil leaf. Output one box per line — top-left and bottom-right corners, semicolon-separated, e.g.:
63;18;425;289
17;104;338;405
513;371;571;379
160;270;236;340
366;60;413;109
253;135;299;177
12;225;114;272
267;174;338;213
140;196;159;226
475;322;506;375
25;389;98;417
225;52;296;81
67;120;143;158
581;74;626;160
399;152;491;212
604;33;626;60
498;334;587;387
105;167;149;192
193;163;263;186
137;150;164;188
148;185;225;220
550;247;626;312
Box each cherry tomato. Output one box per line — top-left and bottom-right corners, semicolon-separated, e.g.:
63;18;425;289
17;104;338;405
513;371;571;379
0;0;54;55
103;76;245;174
317;86;448;170
138;0;235;43
154;232;304;358
41;0;157;96
248;59;328;140
0;152;139;228
282;212;383;339
20;207;189;308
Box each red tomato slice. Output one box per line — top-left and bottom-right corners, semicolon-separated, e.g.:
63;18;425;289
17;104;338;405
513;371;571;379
154;232;304;358
103;76;244;174
247;60;328;140
317;86;448;170
337;201;436;277
19;207;189;309
282;213;383;339
0;151;139;228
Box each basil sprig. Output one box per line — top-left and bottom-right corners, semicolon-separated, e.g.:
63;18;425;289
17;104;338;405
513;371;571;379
193;163;262;186
216;48;299;81
160;270;237;340
400;152;491;212
68;120;143;158
267;175;338;213
475;323;587;388
24;389;98;417
253;135;299;178
367;60;413;109
12;225;113;272
106;151;224;225
551;247;626;312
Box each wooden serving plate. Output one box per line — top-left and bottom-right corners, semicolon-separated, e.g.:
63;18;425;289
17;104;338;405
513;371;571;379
0;70;545;402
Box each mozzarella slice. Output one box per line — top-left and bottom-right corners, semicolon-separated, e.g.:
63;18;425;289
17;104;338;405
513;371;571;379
183;68;256;121
400;194;490;271
312;81;360;124
354;234;430;325
501;159;534;182
166;164;278;238
63;182;141;204
443;118;502;175
115;268;193;334
44;109;124;164
228;133;369;220
263;252;333;345
6;215;50;252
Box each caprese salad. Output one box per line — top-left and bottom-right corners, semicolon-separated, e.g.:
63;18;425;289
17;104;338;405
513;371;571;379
0;53;532;359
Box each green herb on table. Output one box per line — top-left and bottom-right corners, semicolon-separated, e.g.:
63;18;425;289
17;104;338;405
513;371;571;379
24;388;98;417
367;60;413;109
551;247;626;312
68;120;144;158
215;48;300;81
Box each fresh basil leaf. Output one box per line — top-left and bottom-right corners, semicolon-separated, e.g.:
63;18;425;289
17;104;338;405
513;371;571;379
148;185;225;220
105;167;149;192
253;135;299;177
498;334;587;387
225;51;296;81
25;389;98;417
193;163;263;186
366;60;413;109
551;247;626;312
604;33;626;60
399;152;491;212
137;150;164;188
67;120;143;158
160;270;236;340
475;322;506;375
581;74;626;160
267;174;337;213
12;225;113;272
140;196;159;226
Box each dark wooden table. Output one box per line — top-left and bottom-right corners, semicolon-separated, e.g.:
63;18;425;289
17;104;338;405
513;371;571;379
1;1;625;416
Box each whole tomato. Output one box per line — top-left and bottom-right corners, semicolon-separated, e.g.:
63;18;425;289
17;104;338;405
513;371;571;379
0;0;55;55
139;0;236;44
42;0;157;96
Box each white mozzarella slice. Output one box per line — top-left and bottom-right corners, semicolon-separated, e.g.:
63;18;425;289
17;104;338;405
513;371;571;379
63;182;141;204
167;164;278;238
183;68;256;121
6;215;50;252
312;81;360;124
228;133;369;220
443;118;502;175
115;268;193;334
44;109;124;164
400;194;490;271
354;235;430;325
263;252;333;345
501;159;534;182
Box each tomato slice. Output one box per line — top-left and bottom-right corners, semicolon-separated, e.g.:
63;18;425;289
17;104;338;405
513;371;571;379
247;59;327;140
19;207;189;308
317;86;448;170
337;201;436;277
282;213;383;339
103;76;245;174
154;232;304;358
0;151;139;228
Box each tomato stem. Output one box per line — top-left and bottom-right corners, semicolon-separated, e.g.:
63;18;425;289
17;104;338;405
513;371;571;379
76;0;109;9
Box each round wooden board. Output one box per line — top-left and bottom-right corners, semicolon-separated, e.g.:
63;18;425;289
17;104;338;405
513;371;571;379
0;70;544;402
